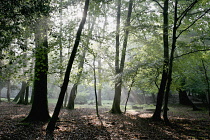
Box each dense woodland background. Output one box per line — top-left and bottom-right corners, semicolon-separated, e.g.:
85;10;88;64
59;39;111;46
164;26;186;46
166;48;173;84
0;0;210;139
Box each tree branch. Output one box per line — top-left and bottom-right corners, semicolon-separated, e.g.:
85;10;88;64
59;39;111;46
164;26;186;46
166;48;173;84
152;0;163;9
177;0;198;20
175;49;210;58
176;0;198;29
177;8;210;39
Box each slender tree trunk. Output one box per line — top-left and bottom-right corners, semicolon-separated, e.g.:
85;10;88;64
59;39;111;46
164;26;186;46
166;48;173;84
67;48;86;109
67;47;86;109
163;0;177;124
0;50;3;102
97;3;108;106
24;17;50;122
178;89;200;111
59;0;65;107
18;88;25;104
46;0;89;133
13;81;26;102
98;59;102;106
0;87;2;102
0;49;2;102
163;0;200;123
59;0;63;79
111;0;121;114
6;80;11;102
67;15;95;110
201;59;210;116
124;76;135;113
93;55;99;117
24;84;29;105
152;0;169;121
63;90;68;107
67;84;77;109
111;0;133;114
30;84;34;104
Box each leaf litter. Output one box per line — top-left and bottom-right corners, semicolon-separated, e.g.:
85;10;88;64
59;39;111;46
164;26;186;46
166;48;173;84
0;102;210;140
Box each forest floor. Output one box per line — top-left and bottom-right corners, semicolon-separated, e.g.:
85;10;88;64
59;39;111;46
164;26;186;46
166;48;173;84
0;101;210;140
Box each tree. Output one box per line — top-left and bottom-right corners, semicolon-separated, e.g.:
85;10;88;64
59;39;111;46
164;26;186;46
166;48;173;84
14;81;27;103
111;0;133;114
46;0;90;133
152;0;169;121
97;3;108;106
151;0;210;123
201;59;210;115
163;0;209;123
67;14;95;109
24;17;50;122
67;48;86;109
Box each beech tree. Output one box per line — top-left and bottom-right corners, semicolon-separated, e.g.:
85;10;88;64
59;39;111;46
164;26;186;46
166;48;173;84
111;0;133;114
46;0;90;133
23;0;51;122
151;0;210;123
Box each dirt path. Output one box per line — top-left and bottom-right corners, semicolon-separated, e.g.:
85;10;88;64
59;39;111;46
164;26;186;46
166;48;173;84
0;102;209;139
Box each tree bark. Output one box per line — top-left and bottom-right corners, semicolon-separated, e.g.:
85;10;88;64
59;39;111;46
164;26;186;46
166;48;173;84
24;17;50;122
111;0;121;114
24;84;29;105
13;83;24;102
46;0;89;133
163;0;201;123
201;59;209;115
97;4;108;106
152;0;169;121
98;59;102;106
0;49;2;102
93;55;99;117
67;45;86;110
111;0;133;114
0;87;2;102
67;14;95;110
178;89;200;111
6;80;11;102
67;84;77;109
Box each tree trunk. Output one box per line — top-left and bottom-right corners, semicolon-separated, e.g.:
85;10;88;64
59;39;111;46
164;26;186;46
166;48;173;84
30;84;34;104
46;0;89;133
24;17;50;122
97;3;108;107
152;0;169;121
163;0;200;123
59;0;64;107
63;90;68;108
163;0;177;124
111;0;133;114
67;48;86;109
67;84;77;109
14;81;27;102
93;55;99;117
24;84;29;105
124;76;135;113
7;80;11;102
111;0;121;114
0;87;2;102
18;89;25;104
98;59;102;106
17;82;27;104
67;14;95;110
201;59;210;116
0;49;2;102
178;89;200;111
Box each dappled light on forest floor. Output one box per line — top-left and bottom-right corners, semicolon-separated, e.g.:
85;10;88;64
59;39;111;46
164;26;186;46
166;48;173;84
0;102;210;139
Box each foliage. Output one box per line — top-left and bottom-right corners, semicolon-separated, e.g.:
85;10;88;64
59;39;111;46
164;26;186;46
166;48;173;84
75;91;90;104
